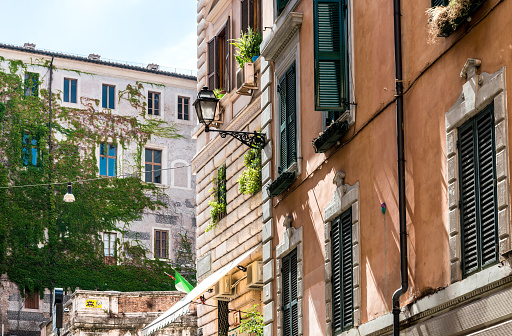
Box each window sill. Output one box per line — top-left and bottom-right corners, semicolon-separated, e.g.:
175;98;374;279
312;120;349;153
267;165;297;197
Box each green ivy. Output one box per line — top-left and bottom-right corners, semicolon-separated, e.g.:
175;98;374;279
0;59;183;295
207;164;226;231
238;147;261;195
238;305;264;336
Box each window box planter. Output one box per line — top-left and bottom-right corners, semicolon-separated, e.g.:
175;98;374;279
429;0;486;38
312;120;349;153
267;171;296;197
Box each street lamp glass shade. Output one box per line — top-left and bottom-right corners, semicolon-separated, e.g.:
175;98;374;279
194;87;219;128
63;182;75;203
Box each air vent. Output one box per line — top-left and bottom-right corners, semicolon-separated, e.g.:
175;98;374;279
88;54;101;60
23;43;36;50
213;275;236;301
147;63;159;71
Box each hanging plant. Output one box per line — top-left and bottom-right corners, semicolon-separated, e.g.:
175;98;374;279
426;0;486;39
238;147;261;195
207;164;227;231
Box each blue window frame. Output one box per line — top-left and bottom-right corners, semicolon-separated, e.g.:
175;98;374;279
102;84;115;109
64;78;77;103
99;143;116;177
22;134;39;166
24;73;39;97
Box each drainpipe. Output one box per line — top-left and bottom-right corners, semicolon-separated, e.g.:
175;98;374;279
391;0;408;333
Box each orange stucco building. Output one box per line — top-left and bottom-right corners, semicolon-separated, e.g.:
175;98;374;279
193;0;512;335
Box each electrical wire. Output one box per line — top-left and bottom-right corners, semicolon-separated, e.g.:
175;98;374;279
0;164;191;189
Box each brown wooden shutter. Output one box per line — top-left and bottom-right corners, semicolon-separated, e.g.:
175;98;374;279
241;0;249;34
207;37;217;90
224;17;230;91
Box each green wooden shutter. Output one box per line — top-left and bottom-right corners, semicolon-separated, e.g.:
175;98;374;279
331;209;353;332
279;72;288;172
314;0;348;111
282;249;298;336
459;105;498;276
285;64;297;169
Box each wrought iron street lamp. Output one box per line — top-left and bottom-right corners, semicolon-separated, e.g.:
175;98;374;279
194;87;266;149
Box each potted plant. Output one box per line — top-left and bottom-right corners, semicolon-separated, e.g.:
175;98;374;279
230;27;262;69
426;0;486;38
213;88;226;99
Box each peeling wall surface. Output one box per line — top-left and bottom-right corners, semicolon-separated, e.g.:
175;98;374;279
0;45;198;336
41;290;197;336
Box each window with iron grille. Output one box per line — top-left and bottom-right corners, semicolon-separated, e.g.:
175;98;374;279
99;143;117;177
178;96;190;120
154;229;168;259
431;0;449;6
458;104;498;277
24;72;39;96
207;18;230;91
148;91;160;116
145;149;162;183
102;84;115;109
22;134;39;167
216;164;227;221
103;232;116;257
24;289;39;309
282;248;298;336
331;208;353;332
218;300;229;336
314;0;349;112
64;78;77;103
278;63;297;172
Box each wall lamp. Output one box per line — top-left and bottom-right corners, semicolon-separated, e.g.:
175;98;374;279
237;265;247;272
63;182;75;203
193;87;266;149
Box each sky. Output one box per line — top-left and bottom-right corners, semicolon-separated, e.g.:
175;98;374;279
0;0;197;73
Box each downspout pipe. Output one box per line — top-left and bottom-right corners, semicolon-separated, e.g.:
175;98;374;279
391;0;408;333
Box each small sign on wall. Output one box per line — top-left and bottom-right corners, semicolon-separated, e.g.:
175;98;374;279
232;310;241;327
85;299;102;308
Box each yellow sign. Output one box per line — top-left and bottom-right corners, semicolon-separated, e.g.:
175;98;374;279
85;299;102;308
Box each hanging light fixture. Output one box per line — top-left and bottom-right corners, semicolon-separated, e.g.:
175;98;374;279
63;182;75;202
193;86;266;149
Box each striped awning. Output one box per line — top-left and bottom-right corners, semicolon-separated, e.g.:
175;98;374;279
142;244;261;336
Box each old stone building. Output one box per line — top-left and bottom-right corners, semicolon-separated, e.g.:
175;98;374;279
0;43;197;336
40;290;197;336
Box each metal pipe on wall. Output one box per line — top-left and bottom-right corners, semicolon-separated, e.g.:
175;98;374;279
391;0;408;333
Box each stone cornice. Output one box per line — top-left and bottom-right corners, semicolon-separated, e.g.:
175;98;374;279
260;12;303;62
192;95;262;173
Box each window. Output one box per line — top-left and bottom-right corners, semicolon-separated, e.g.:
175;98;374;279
277;0;291;16
103;232;116;257
314;0;349;112
282;248;298;336
22;134;39;167
241;0;258;33
154;229;168;258
207;18;230;91
278;63;297;172
24;72;39;96
178;96;190;120
99;143;116;177
331;208;354;332
148;91;160;116
63;78;77;103
216;164;227;221
102;84;115;109
218;300;229;336
458;105;498;277
24;289;39;309
145;149;162;183
432;0;449;6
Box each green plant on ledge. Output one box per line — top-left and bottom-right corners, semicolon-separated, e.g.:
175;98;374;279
230;27;263;68
207;164;227;232
238;305;264;336
238;147;261;195
426;0;485;39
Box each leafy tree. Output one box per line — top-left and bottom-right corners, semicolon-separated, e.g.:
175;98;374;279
0;57;182;295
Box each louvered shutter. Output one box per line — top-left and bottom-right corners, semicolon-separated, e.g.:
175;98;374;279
241;0;249;34
314;0;348;111
285;64;297;169
224;18;230;91
279;73;288;172
207;37;217;90
459;105;498;277
282;249;298;336
331;209;353;332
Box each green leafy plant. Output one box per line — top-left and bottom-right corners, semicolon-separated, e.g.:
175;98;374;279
238;147;261;194
0;58;182;295
230;27;263;68
207;164;227;231
213;88;226;99
238;305;264;336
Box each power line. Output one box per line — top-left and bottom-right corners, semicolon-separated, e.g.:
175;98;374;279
0;165;191;189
